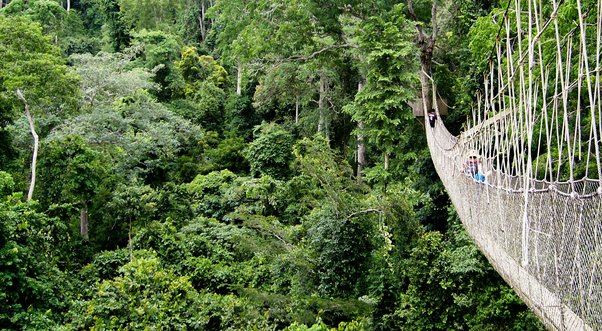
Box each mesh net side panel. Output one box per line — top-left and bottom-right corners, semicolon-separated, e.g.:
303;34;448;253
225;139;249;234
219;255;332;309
427;121;599;330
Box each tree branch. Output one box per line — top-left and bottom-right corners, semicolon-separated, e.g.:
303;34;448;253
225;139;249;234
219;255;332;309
406;0;418;21
345;208;381;221
247;43;359;70
16;89;38;202
245;223;294;249
431;1;438;42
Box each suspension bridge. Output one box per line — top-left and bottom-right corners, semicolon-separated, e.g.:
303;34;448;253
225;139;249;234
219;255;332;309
425;0;602;329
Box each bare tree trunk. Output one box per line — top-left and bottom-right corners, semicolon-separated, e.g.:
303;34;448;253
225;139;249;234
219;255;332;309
80;204;89;241
357;121;366;179
357;80;366;181
407;0;437;115
236;61;242;95
199;0;206;41
384;153;389;170
66;0;70;11
318;73;327;133
16;90;38;202
198;14;203;40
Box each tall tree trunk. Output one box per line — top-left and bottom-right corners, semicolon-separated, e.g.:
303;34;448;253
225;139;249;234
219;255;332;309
16;90;38;202
384;153;389;170
236;61;242;95
407;0;437;114
80;203;89;241
357;121;366;180
199;0;206;41
419;56;433;113
357;80;366;181
66;0;70;11
318;73;327;134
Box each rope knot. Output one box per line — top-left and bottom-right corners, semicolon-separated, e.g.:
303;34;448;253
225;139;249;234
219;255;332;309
570;192;578;199
548;184;556;192
597;186;602;195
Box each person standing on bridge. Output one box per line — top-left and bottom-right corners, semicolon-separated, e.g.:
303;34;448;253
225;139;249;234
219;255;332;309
464;153;486;183
475;160;486;183
427;110;437;128
464;153;478;177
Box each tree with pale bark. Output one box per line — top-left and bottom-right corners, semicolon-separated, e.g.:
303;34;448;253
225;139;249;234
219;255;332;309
0;16;78;200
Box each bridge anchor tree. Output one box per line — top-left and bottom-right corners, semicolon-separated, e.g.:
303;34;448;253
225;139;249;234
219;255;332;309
406;0;437;115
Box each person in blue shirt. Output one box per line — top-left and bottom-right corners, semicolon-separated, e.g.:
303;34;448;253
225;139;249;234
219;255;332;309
464;155;478;177
475;160;486;183
464;154;486;183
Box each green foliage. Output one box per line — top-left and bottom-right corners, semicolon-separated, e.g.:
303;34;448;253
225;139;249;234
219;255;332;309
0;176;70;329
246;122;295;179
61;10;101;55
171;47;228;129
393;209;545;330
77;0;107;32
253;62;315;122
1;0;98;54
205;132;249;173
52;90;203;183
285;319;369;331
307;213;376;298
67;253;271;330
0;2;556;330
150;182;195;224
38;134;109;207
96;0;131;51
117;0;175;31
97;180;158;248
192;81;226;128
168;87;227;130
129;29;184;100
209;0;360;137
80;249;131;283
342;4;419;162
467;10;502;74
1;0;67;37
292;135;356;213
0;171;15;196
185;170;290;221
224;94;259;139
0;15;79;123
137;217;256;294
177;47;228;94
69;51;157;108
185;169;238;219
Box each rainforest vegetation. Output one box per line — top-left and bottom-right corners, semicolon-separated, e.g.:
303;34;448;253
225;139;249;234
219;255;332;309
0;0;547;329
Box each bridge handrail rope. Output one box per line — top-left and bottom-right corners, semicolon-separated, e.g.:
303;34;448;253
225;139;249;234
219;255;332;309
425;0;602;329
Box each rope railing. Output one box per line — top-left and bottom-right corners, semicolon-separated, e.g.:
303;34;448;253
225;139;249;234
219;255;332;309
427;118;600;330
425;0;602;329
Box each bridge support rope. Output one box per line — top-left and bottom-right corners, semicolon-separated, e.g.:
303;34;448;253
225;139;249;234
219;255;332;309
423;0;602;328
426;120;600;330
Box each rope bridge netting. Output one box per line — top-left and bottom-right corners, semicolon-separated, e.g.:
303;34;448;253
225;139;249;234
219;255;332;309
425;0;602;329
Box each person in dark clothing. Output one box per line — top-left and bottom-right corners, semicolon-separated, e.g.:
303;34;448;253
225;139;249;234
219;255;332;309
427;110;437;128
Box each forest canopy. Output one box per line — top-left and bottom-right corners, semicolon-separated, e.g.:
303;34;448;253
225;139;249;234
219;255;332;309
0;0;545;330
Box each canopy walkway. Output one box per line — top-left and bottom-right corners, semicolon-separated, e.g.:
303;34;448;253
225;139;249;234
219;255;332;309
425;0;602;329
